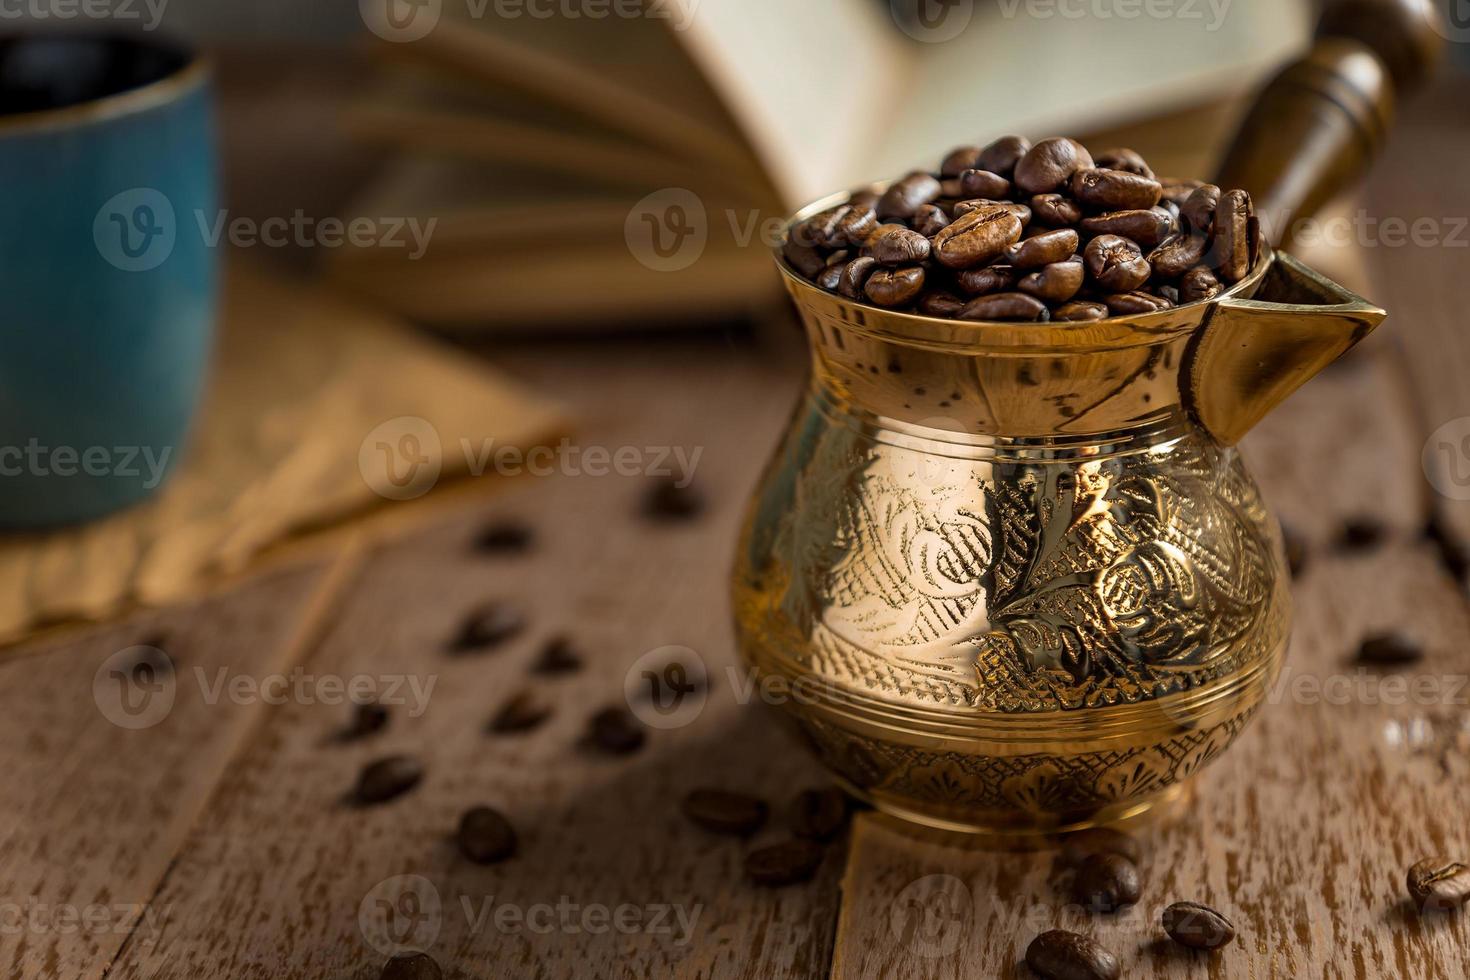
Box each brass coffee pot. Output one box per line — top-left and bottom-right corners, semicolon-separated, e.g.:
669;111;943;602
732;4;1435;834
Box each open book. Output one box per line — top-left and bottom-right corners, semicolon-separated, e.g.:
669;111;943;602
328;0;1309;332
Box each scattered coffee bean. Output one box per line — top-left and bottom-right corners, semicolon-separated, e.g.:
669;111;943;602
682;788;769;836
933;206;1024;269
1280;522;1308;578
1085;235;1151;292
956;263;1018;296
1355;631;1423;666
1072;168;1162;211
381;952;442;980
789;787;849;841
918;290;965;318
643;478;704;521
1093;147;1155;178
1015;137;1094;195
458;806;517;864
1161;901;1236;949
345;701;390;740
911;203;950;237
1179;264;1223;303
1181;184;1221;234
836;255;879;299
1059;828;1142;866
452;602;526;653
1019;260;1085;304
783;239;825;278
815;262;844;291
475;519;533;554
960;292;1050;322
1074;853;1142;913
1148;232;1209;278
489;690;552;734
1407;858;1470;911
532;635;583;675
354;756;424;806
836;205;878;247
1053;300;1109;322
877;171;941;220
1338;516;1386;551
867;224;931;265
1160;178;1204;206
1080;208;1173;248
1212;189;1254;282
865;266;926;307
959;168;1011;199
1004;228;1078;269
1025;929;1120;980
586;707;645;754
1031;193;1083;227
1105;291;1173;316
940;145;983;178
744;839;824;887
977;134;1031;177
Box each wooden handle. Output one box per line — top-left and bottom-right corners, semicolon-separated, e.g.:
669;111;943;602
1215;0;1443;248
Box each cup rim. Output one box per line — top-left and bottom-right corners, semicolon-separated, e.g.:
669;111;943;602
0;36;209;138
774;183;1272;351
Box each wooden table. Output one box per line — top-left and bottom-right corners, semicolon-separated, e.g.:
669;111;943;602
5;75;1470;980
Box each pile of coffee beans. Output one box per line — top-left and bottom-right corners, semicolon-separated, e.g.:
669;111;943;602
782;136;1259;322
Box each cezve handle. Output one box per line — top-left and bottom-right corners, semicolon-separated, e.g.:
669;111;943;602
1214;0;1444;248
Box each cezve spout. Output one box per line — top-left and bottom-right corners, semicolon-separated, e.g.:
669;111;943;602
1185;251;1388;446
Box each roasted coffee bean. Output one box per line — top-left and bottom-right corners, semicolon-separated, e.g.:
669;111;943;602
782;238;826;278
1162;901;1236;949
1074;853;1142;912
789;787;849;840
682;788;769;836
953;199;1031;227
826;249;849;266
1180;264;1223;303
865;266;926;307
1052;300;1109;322
745;839;824;886
458;805;517;864
1015;137;1093;195
933;206;1024;268
867;225;931;265
959;168;1011;199
1031;193;1083;227
877;171;941;220
938;177;964;199
1004;228;1078;269
1153;284;1180;305
1182;183;1222;234
1213;189;1254;282
1019;259;1085;304
345;701;389;739
1105;291;1174;315
848;188;880;210
956;263;1018;296
475;519;533;554
1085;235;1150;292
1025;930;1120;980
1339;516;1386;550
1160;178;1204;206
1092;147;1155;179
940;145;983;178
354;756;424;806
1059;828;1142;866
1355;631;1423;666
917;290;966;318
533;635;583;674
1072;168;1162;211
838;256;880;299
1280;523;1308;578
1148;232;1209;279
587;707;645;754
1080;208;1173;248
453;602;526;653
836;205;878;247
489;690;552;734
911;203;950;237
643;477;704;520
815;262;844;291
960;292;1050;322
381;952;443;980
1407;858;1470;911
977;134;1031;177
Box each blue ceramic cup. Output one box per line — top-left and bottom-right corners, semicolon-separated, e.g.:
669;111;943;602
0;34;216;528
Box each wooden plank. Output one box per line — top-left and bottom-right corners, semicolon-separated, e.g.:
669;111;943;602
104;344;847;980
0;552;346;980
